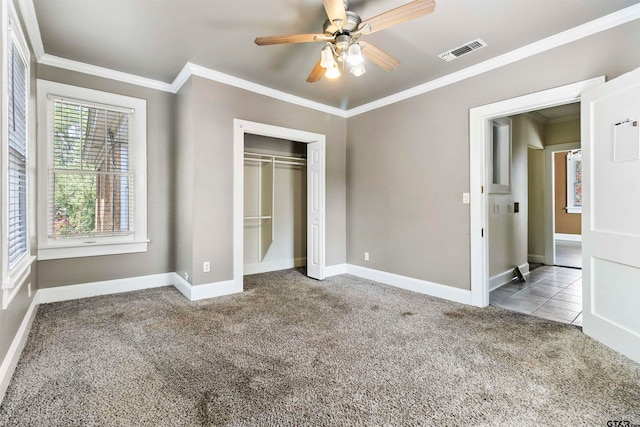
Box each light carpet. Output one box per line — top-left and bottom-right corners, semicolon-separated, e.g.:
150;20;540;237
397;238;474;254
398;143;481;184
1;269;639;426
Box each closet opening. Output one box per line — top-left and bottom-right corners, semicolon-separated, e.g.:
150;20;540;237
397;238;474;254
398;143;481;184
243;135;307;275
233;119;326;288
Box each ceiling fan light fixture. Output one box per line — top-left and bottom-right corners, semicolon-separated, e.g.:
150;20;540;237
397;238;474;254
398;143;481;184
320;44;337;68
346;42;364;67
325;64;341;79
350;62;366;77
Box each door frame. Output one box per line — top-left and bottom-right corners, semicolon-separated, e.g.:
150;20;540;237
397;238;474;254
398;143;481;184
469;77;604;307
233;119;326;288
544;142;581;266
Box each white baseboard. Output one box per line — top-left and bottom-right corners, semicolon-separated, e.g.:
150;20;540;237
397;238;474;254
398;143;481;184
0;295;39;405
243;257;306;276
324;263;348;277
37;272;244;305
346;264;472;305
555;233;582;242
37;273;176;304
172;274;242;301
528;254;545;264
489;263;530;291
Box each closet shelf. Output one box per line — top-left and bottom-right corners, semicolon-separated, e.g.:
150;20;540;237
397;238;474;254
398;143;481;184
244;151;306;166
244;216;272;220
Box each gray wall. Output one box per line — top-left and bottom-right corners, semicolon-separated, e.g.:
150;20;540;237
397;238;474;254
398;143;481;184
175;76;346;286
346;21;640;290
36;65;175;287
488;115;530;278
174;79;194;283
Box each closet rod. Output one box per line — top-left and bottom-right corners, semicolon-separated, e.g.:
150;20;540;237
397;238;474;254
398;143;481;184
244;216;272;220
244;158;272;163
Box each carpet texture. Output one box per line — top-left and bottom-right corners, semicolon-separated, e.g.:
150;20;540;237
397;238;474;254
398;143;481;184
1;269;639;426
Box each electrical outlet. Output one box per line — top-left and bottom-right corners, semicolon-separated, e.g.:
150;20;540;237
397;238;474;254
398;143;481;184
493;204;500;214
203;261;211;273
184;271;189;281
364;252;370;261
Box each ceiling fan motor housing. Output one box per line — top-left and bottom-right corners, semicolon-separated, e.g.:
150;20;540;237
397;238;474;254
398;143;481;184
323;11;362;35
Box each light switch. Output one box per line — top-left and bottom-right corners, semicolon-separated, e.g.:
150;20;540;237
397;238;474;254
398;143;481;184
463;193;470;204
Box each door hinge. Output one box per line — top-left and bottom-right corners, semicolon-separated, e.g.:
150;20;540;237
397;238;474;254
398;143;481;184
481;186;484;193
481;228;484;237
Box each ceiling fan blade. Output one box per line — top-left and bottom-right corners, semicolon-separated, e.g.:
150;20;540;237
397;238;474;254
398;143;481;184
361;42;400;71
322;0;348;27
306;59;325;83
254;34;324;46
361;0;436;34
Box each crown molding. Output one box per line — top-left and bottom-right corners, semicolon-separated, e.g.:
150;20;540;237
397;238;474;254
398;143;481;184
39;54;175;92
171;62;193;93
16;1;640;118
15;0;43;59
345;3;640;117
177;63;348;118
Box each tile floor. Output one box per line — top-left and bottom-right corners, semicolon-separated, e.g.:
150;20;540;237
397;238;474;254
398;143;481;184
490;265;583;326
555;240;582;268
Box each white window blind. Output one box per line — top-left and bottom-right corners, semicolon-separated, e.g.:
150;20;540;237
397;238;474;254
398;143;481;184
7;40;28;267
48;97;134;239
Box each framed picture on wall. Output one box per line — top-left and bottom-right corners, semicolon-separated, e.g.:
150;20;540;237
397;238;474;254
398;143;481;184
566;149;582;213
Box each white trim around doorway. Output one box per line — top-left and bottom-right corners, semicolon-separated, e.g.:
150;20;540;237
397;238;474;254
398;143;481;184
469;77;604;307
233;120;326;290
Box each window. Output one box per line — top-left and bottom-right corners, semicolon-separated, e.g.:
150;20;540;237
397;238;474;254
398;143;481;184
2;4;34;309
37;81;147;259
566;149;582;214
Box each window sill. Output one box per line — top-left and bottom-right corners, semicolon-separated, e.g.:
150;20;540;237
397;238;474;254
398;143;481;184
38;239;149;260
2;254;36;310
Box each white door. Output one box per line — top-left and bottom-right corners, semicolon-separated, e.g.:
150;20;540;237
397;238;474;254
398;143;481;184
581;67;640;364
306;140;325;280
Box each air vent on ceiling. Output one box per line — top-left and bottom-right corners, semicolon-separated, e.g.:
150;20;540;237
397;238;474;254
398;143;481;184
438;39;487;62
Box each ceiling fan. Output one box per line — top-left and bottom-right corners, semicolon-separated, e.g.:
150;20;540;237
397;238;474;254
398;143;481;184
254;0;436;82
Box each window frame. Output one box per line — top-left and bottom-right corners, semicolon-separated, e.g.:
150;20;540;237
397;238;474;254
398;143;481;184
2;1;35;310
37;80;148;260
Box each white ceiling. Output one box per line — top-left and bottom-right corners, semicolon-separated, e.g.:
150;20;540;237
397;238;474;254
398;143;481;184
31;0;640;109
